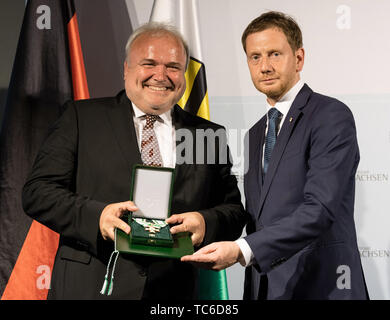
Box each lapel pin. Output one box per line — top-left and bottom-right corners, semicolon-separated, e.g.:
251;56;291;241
289;117;293;122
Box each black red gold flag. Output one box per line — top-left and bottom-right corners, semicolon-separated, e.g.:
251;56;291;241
0;0;88;299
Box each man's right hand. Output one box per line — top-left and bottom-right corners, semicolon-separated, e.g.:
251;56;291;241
99;201;138;241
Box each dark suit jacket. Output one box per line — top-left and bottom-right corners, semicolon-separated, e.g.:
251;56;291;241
22;90;246;300
243;84;368;300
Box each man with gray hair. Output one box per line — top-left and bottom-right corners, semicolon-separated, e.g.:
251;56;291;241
22;22;246;299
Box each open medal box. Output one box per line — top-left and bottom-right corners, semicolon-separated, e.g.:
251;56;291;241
115;165;194;259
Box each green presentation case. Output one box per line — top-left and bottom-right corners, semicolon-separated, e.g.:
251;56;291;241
115;165;194;258
115;228;194;259
129;216;174;247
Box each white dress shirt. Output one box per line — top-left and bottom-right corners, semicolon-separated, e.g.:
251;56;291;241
236;80;304;267
132;103;176;168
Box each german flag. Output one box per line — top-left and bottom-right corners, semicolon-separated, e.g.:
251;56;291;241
0;0;88;300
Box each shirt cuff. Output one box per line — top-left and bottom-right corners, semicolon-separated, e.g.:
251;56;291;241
235;238;254;267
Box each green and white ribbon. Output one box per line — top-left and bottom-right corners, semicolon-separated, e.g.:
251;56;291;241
133;218;168;232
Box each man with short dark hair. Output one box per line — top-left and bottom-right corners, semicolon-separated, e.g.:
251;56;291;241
182;11;368;300
22;22;246;300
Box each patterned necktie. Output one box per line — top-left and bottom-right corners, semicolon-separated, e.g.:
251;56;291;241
141;114;163;167
264;107;282;174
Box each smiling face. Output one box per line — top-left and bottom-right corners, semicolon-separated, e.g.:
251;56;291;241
124;32;187;115
245;28;304;105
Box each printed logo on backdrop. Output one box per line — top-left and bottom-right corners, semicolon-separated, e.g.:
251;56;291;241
355;170;388;182
359;247;390;259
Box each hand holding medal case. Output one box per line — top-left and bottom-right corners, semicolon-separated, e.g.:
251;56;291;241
115;165;194;258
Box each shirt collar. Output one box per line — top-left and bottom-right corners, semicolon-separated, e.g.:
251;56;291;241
131;103;173;125
266;80;304;117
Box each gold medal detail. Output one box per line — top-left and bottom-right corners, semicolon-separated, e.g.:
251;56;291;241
145;226;159;234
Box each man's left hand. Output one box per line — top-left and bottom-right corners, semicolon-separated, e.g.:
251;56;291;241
166;211;205;247
180;241;243;271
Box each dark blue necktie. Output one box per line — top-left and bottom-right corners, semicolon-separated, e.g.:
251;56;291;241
264;107;282;174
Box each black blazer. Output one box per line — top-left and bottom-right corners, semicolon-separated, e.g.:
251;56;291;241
22;91;247;299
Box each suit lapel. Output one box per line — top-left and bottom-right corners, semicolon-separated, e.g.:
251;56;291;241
172;105;193;187
105;91;142;173
256;84;312;219
247;117;266;216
